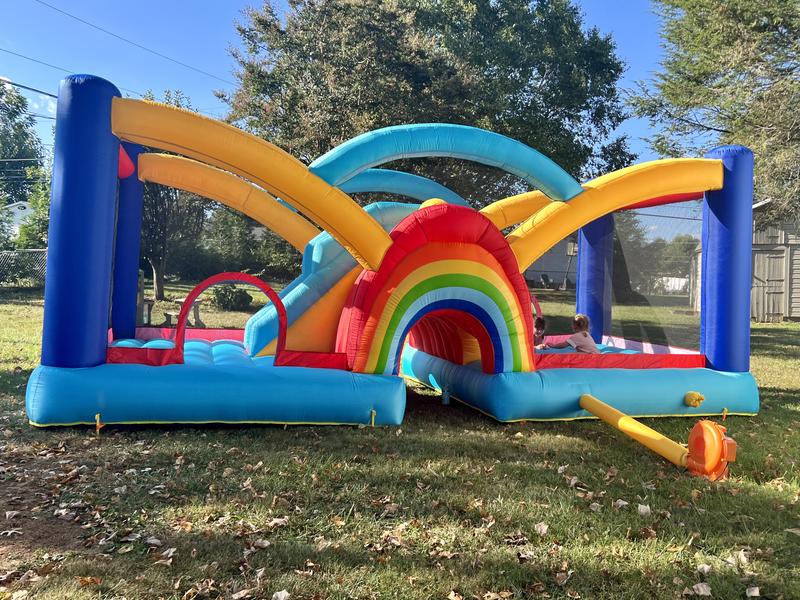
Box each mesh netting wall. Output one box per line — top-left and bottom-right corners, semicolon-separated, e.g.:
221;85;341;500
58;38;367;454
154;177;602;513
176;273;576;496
610;200;703;349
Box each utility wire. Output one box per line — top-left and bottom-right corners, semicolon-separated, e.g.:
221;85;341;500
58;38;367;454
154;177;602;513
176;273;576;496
31;0;236;86
2;80;57;98
0;47;143;97
0;158;41;162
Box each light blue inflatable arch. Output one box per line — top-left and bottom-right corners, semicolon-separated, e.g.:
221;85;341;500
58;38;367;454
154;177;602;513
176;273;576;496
309;123;585;201
340;168;469;206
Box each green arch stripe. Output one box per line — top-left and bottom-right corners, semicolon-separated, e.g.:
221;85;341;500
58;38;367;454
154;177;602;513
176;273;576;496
374;273;524;373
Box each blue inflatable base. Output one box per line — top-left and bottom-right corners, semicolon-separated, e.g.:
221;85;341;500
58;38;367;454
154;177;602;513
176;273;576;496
401;348;759;421
26;343;406;427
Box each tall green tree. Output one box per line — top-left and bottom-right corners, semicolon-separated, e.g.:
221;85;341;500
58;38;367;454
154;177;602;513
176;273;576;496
632;0;800;223
0;205;14;251
15;165;51;248
140;90;209;299
0;84;43;205
225;0;633;204
205;207;256;271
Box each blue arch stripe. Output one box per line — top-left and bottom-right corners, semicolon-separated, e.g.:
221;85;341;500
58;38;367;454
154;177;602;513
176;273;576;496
389;299;503;375
340;169;469;206
310;124;584;201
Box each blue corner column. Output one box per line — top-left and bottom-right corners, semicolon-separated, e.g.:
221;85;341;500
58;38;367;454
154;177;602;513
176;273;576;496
41;75;121;367
701;145;753;372
111;142;144;340
576;213;614;343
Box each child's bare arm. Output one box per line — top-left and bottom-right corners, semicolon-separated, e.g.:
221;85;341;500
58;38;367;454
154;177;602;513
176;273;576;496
545;341;569;349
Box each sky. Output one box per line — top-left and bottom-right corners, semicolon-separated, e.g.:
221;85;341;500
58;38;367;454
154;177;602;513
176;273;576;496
2;0;665;159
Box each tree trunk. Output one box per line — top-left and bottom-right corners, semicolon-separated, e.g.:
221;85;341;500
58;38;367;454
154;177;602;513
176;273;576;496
150;258;166;300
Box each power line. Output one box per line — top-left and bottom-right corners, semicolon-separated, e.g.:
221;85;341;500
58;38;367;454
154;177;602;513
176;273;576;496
0;47;143;97
635;212;702;222
2;80;57;98
0;158;41;162
25;112;56;120
31;0;236;86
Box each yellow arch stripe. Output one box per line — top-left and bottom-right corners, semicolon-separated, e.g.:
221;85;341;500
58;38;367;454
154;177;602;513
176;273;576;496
480;190;553;229
137;154;319;252
111;98;392;269
362;259;532;373
507;158;723;271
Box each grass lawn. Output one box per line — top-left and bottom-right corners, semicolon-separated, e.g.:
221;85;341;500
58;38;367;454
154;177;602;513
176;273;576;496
0;286;798;599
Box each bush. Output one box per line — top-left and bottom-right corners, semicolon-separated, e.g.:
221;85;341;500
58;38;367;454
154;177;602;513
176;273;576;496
210;284;253;311
167;244;225;281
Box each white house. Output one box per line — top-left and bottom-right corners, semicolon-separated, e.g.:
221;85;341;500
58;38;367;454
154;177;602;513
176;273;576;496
1;201;33;235
524;237;578;289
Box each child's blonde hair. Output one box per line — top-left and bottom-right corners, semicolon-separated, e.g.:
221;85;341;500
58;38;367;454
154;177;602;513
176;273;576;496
573;314;590;335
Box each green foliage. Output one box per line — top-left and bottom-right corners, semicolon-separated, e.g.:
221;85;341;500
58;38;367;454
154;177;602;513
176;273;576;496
0;84;44;205
205;207;256;271
252;229;302;281
210;283;253;311
0;205;13;251
613;214;698;299
166;243;225;282
139;90;209;299
15;166;51;249
225;0;634;205
632;0;800;223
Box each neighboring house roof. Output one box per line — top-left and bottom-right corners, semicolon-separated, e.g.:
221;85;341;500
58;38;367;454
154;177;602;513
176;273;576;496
1;201;33;235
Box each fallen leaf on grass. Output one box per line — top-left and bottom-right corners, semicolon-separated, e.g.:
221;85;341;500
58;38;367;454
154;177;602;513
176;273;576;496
554;570;573;586
696;564;712;576
613;499;629;510
266;516;289;529
272;591;290;600
785;528;800;536
145;536;163;547
447;592;463;600
589;502;601;512
694;582;712;596
639;527;657;540
154;547;177;566
534;522;549;536
503;531;528;546
0;529;23;537
746;587;760;597
75;576;102;586
637;504;651;517
231;589;254;599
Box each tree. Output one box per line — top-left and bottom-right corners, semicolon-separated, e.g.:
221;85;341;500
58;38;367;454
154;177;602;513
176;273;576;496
225;0;634;206
139;91;208;299
205;207;256;271
612;211;650;301
0;84;43;205
141;180;206;299
632;0;800;223
651;233;698;279
0;205;13;251
15;166;51;248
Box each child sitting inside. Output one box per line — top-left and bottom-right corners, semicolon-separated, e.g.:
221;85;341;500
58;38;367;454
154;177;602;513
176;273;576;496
536;314;599;354
533;316;546;346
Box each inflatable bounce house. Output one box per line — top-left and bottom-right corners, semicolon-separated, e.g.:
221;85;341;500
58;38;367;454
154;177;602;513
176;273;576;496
26;76;757;475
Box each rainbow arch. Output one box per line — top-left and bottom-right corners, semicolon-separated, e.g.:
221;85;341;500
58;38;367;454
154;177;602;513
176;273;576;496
337;204;535;375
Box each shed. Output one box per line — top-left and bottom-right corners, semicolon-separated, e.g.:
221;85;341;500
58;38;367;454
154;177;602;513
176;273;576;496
689;219;800;322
